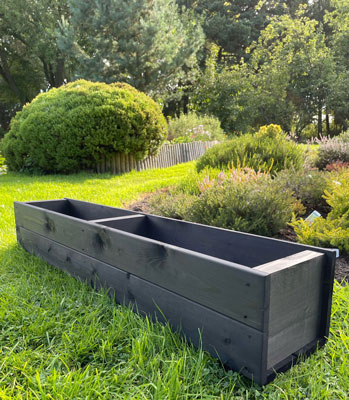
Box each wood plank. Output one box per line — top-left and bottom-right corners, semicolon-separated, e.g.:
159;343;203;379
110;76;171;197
145;215;334;268
165;146;169;166
17;227;265;384
158;148;163;168
265;252;325;369
26;199;337;267
255;251;321;273
267;315;321;369
89;215;145;224
168;145;173;167
180;143;185;163
14;201;268;330
157;149;162;168
185;143;190;162
67;198;138;220
265;337;326;384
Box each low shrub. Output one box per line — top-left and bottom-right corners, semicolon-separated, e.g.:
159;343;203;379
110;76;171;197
299;144;319;168
275;168;329;214
2;80;167;173
315;140;349;170
174;167;222;195
196;124;304;174
149;192;196;220
151;167;297;237
168;112;226;142
290;170;349;253
337;129;349;143
326;161;349;172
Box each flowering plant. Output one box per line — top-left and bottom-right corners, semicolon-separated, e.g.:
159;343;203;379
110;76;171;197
197;167;265;192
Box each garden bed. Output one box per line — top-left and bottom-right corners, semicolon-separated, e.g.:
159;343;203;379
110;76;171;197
15;198;336;385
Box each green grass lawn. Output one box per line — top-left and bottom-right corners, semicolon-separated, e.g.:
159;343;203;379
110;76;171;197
0;164;348;399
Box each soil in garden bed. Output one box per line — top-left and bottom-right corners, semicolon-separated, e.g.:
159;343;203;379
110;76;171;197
127;194;349;282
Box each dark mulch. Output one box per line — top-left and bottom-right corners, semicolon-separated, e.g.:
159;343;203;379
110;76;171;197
128;194;349;282
128;193;154;214
335;255;349;283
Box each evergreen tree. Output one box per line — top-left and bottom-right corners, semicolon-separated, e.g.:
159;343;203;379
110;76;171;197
59;0;204;98
0;0;71;104
176;0;304;62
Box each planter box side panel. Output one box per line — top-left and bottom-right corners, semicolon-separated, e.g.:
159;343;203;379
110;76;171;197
14;202;267;330
25;199;138;221
257;251;327;369
17;226;265;384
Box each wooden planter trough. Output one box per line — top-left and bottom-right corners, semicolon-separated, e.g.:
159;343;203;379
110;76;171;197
14;198;336;385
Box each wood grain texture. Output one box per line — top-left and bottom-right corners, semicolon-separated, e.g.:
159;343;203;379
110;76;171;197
264;252;325;369
14;198;337;384
17;227;265;383
90;215;145;224
14;201;268;330
65;198;138;220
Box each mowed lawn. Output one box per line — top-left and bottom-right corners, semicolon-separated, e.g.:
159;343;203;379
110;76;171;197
0;164;348;399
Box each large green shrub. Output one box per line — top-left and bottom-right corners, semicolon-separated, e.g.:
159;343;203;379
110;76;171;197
167;112;226;143
151;168;296;237
290;169;349;253
196;124;304;174
2;80;167;173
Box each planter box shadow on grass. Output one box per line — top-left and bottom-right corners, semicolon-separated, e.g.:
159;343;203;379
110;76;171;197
14;198;336;385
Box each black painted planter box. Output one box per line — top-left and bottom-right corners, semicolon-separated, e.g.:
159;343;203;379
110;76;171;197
14;198;336;385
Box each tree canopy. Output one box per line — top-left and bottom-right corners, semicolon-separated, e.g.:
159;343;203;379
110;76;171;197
0;0;348;137
58;0;204;98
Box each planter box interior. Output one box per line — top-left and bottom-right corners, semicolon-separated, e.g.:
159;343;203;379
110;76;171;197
14;198;336;385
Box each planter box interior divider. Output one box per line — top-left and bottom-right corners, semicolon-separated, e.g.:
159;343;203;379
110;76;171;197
14;198;336;385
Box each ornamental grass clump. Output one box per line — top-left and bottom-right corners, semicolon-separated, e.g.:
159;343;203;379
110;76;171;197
2;80;167;173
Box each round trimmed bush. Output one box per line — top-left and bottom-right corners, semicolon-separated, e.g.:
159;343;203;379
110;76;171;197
2;80;167;173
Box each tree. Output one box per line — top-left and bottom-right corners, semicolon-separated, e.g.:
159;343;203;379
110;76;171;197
190;47;294;134
58;0;204;99
0;0;72;105
190;46;256;133
249;7;337;136
176;0;304;63
324;0;349;131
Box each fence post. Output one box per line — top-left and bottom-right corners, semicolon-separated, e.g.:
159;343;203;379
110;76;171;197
95;141;218;174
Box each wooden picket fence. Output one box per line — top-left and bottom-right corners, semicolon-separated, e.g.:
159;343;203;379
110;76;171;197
96;141;219;174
